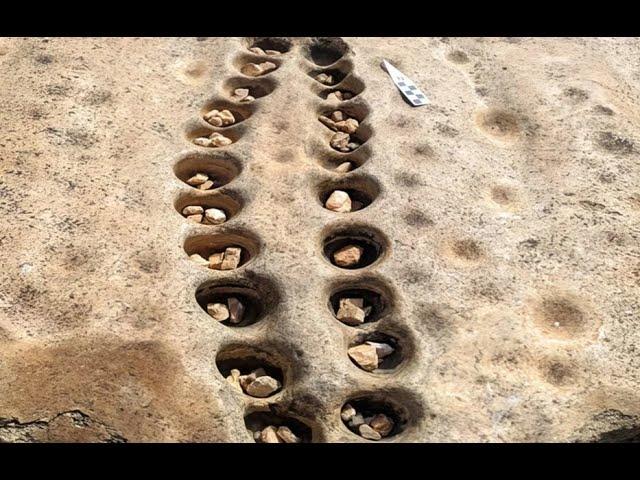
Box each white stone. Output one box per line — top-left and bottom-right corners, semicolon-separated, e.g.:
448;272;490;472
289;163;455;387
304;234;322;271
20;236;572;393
204;207;227;225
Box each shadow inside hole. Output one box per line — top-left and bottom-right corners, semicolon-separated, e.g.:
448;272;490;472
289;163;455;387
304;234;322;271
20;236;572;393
244;411;313;443
318;76;365;101
323;231;385;270
309;68;349;86
303;37;349;66
342;396;408;440
247;37;292;54
349;331;403;371
196;285;264;327
173;153;241;190
183;233;259;270
223;76;277;101
329;288;386;325
216;346;284;396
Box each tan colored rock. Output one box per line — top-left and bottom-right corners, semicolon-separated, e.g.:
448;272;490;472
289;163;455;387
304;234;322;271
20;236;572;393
249;46;265;55
241;63;263;76
208;252;225;269
331;111;345;122
204;109;235;127
209;132;232;147
198;180;214;190
337;298;366;325
207;302;229;322
225;369;242;392
349;413;365;428
369;414;394;437
243;95;255;102
220;247;242;270
327;91;343;102
336;118;359;134
186;214;203;223
259;61;277;74
332;244;363;267
359;423;382;440
325;190;352;213
366;341;394;358
182;205;204;216
341;403;356;422
245;375;281;397
347;141;361;150
193;137;213;147
189;253;210;267
231;88;249;101
265;49;281;56
335;161;353;173
330;132;351;152
204;208;226;225
227;297;245;324
259;425;281;443
276;426;300;443
318;115;337;130
186;173;209;186
316;73;334;85
348;344;379;371
239;372;257;391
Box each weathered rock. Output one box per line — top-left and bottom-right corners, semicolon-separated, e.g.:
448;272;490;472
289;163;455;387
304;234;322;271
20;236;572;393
189;253;210;267
182;205;204;216
239;372;257;391
259;61;277;73
337;298;366;325
243;95;255;102
331;111;345;122
349;413;365;428
198;180;214;190
318;115;337;130
231;88;249;101
207;302;229;322
249;46;265;55
348;344;379;371
276;426;301;443
208;252;225;269
241;63;263;76
341;403;357;422
336;118;359;134
347;141;361;150
366;341;394;358
227;297;245;324
220;247;242;270
316;73;334;85
369;414;394;437
186;214;203;223
193;137;213;147
225;369;242;392
325;190;352;213
265;49;281;56
204;109;235;127
204;207;227;225
335;162;353;173
359;423;382;441
245;375;281;398
209;132;232;147
327;91;343;102
330;132;351;152
332;244;363;267
186;173;208;186
259;425;281;443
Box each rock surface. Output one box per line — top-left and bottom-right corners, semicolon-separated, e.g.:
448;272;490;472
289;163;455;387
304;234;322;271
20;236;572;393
0;37;638;443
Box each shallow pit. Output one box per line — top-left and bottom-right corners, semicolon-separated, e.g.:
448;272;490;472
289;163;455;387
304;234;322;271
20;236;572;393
174;191;242;225
341;394;410;441
244;411;313;443
245;37;293;55
321;224;388;270
223;76;278;102
173;151;241;190
184;231;260;270
195;276;279;328
216;344;285;398
303;37;349;66
317;174;380;213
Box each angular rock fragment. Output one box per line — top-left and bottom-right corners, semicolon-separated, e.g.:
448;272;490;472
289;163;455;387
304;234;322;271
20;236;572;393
241;61;277;77
182;205;204;216
327;91;352;102
336;297;366;325
227;297;245;324
186;214;203;223
198;180;214;190
369;414;394;437
347;343;379;371
265;49;281;56
316;73;334;85
204;207;227;225
249;46;266;55
194;132;232;147
332;244;363;267
365;341;394;359
341;403;356;422
276;426;300;443
336;118;359;134
259;425;281;443
225;368;243;393
209;252;225;269
330;132;351;152
220;247;242;270
349;413;365;428
359;423;382;441
331;111;345;122
187;172;209;186
245;375;281;398
325;190;352;213
231;88;252;102
207;302;229;322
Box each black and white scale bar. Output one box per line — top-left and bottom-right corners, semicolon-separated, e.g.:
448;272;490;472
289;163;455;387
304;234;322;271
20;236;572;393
382;59;429;107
